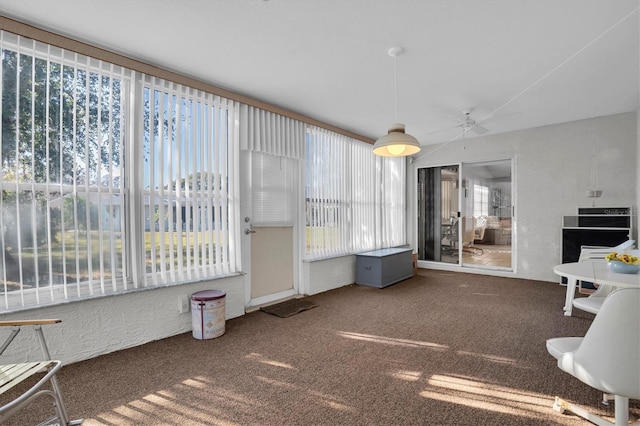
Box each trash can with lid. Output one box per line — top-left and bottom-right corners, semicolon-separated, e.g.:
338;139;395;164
191;290;226;340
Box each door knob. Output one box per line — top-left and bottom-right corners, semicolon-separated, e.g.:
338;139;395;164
244;228;256;235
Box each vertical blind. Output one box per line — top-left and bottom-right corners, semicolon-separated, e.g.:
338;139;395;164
240;104;305;159
0;26;242;311
441;180;454;222
0;27;407;311
141;76;238;285
351;141;378;250
240;104;303;228
305;127;350;258
379;154;407;248
0;31;130;309
305;126;407;259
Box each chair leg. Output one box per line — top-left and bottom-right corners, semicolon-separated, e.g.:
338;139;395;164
34;326;83;425
614;395;629;426
553;396;622;426
34;326;71;424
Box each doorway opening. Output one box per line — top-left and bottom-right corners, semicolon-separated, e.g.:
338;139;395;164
417;160;512;270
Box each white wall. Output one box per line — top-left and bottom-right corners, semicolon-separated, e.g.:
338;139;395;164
410;112;637;282
303;256;356;295
0;275;245;365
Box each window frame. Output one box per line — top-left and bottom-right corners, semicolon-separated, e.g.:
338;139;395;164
0;32;241;312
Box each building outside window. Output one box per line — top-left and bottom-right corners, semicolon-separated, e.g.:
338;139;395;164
0;32;238;311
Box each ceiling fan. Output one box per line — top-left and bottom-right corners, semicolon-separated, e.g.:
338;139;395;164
426;108;519;138
459;108;489;135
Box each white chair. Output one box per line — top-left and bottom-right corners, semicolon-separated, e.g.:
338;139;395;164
572;243;637;315
474;215;487;241
578;240;635;262
461;217;483;255
546;287;640;426
441;217;458;255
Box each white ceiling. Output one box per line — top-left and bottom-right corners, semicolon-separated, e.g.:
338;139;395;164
0;0;638;146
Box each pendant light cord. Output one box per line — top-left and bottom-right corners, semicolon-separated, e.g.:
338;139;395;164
394;53;398;122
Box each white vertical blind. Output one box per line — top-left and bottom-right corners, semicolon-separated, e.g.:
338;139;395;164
305;127;350;258
141;76;238;284
0;25;408;312
441;181;453;222
0;31;130;309
305;126;406;259
380;155;406;248
240;104;305;159
0;27;244;311
351;141;377;251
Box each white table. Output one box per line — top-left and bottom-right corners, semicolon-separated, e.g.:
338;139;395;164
554;261;640;316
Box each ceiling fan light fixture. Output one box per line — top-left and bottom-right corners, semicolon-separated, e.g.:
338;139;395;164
373;123;421;157
373;47;421;157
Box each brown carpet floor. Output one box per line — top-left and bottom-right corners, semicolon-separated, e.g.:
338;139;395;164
5;269;639;425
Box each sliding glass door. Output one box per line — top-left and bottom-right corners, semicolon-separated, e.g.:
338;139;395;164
417;160;513;270
460;160;512;269
417;165;459;264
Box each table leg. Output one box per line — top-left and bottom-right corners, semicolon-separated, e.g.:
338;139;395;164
563;277;577;316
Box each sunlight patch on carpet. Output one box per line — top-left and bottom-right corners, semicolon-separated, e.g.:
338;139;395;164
246;352;295;369
420;374;555;421
337;331;449;350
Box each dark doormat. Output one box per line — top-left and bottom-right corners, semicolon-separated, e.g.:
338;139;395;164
260;298;318;318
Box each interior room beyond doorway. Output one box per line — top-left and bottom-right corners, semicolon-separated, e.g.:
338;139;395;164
418;159;512;271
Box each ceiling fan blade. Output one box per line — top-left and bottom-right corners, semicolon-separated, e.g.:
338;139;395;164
471;125;489;135
424;124;459;137
477;111;522;126
426;109;519;139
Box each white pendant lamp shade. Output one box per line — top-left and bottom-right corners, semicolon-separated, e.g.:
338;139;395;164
373;123;421;157
373;47;421;157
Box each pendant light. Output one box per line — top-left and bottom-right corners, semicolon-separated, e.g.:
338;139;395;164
373;47;421;157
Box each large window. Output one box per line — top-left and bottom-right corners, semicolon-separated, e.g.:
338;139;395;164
141;78;237;284
0;34;129;309
473;184;489;217
0;32;239;311
0;28;404;311
305;127;406;259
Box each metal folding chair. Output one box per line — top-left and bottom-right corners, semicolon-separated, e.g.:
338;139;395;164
0;319;82;425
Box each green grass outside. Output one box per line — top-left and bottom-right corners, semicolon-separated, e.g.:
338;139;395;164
6;227;337;289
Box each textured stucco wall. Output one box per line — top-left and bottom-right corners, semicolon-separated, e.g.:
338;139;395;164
410;112;637;282
0;275;245;365
303;256;356;295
